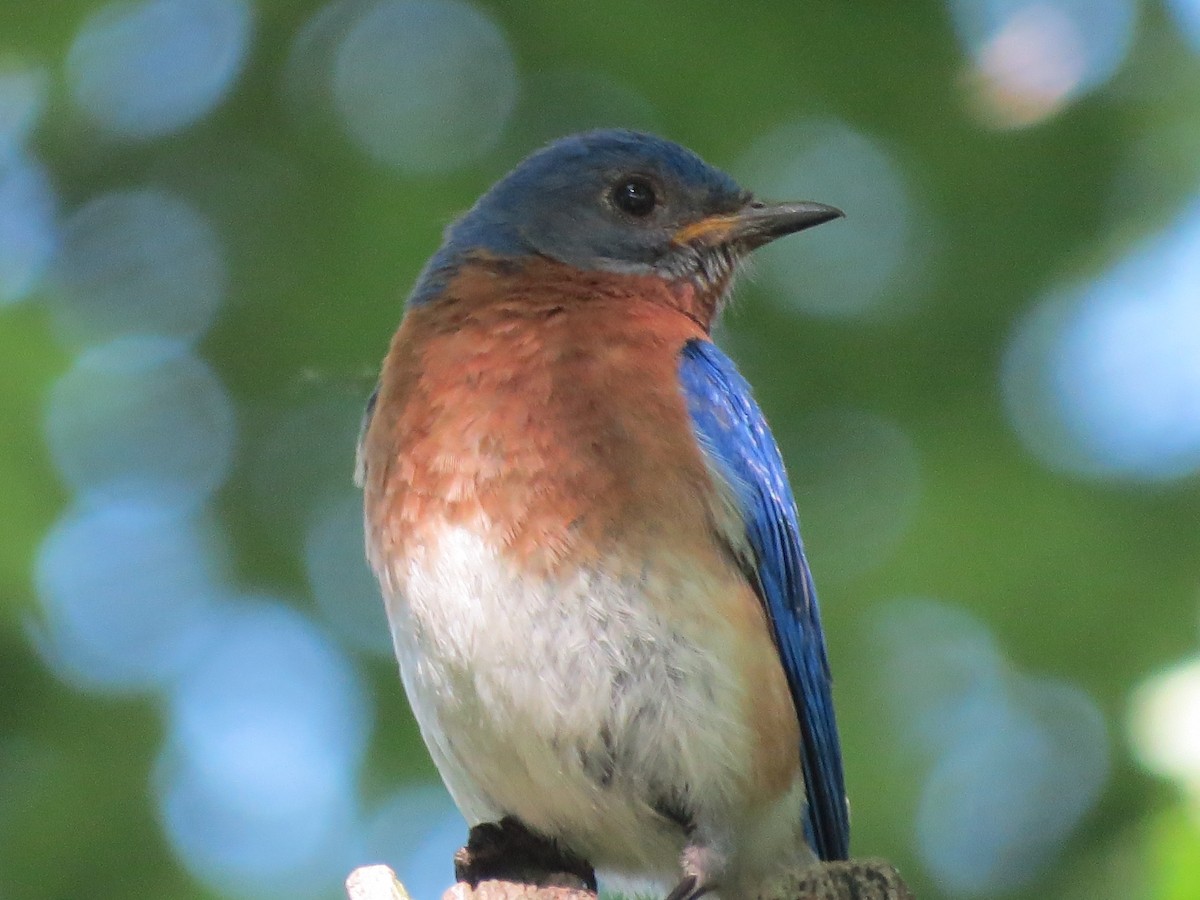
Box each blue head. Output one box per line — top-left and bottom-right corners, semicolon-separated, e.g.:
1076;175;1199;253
410;129;841;305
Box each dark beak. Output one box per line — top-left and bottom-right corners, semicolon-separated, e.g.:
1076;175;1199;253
673;200;844;250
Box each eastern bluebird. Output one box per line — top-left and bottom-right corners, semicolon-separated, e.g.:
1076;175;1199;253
357;129;848;899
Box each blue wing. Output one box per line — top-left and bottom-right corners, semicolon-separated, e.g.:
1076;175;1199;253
678;338;849;861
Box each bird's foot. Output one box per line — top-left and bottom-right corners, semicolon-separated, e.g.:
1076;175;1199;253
454;816;597;892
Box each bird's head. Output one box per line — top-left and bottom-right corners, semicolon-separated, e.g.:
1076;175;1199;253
412;129;842;312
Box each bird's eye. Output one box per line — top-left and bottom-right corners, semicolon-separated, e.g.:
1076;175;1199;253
611;177;657;217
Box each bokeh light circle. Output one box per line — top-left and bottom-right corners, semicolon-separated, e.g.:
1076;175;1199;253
1167;0;1200;51
0;156;58;305
872;599;1009;758
45;336;236;509
736;119;932;320
951;0;1137;128
1130;657;1200;795
50;187;227;346
873;599;1109;894
1002;199;1200;482
916;676;1109;894
33;500;225;693
66;0;252;139
0;65;48;160
157;598;369;897
331;0;518;172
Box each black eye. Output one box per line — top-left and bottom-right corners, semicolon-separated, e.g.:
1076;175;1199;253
611;177;657;217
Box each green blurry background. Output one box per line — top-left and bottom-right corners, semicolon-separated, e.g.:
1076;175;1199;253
3;1;1200;898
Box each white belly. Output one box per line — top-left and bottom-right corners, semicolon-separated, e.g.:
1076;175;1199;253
376;521;800;886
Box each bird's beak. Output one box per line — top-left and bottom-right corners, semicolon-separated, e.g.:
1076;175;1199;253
673;200;844;250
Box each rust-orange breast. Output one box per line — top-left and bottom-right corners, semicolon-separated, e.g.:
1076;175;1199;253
361;256;726;575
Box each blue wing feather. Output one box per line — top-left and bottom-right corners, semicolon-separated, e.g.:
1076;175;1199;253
678;339;850;861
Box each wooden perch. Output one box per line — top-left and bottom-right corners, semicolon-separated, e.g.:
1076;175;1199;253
345;858;915;900
348;816;913;899
346;865;413;900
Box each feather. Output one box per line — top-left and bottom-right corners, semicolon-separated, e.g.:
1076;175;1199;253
677;338;850;861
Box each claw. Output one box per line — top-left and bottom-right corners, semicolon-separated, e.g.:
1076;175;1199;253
664;874;711;900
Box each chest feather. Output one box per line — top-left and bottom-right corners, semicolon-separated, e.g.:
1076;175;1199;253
361;283;719;578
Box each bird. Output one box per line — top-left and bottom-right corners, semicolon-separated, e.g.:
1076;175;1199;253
356;129;849;900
